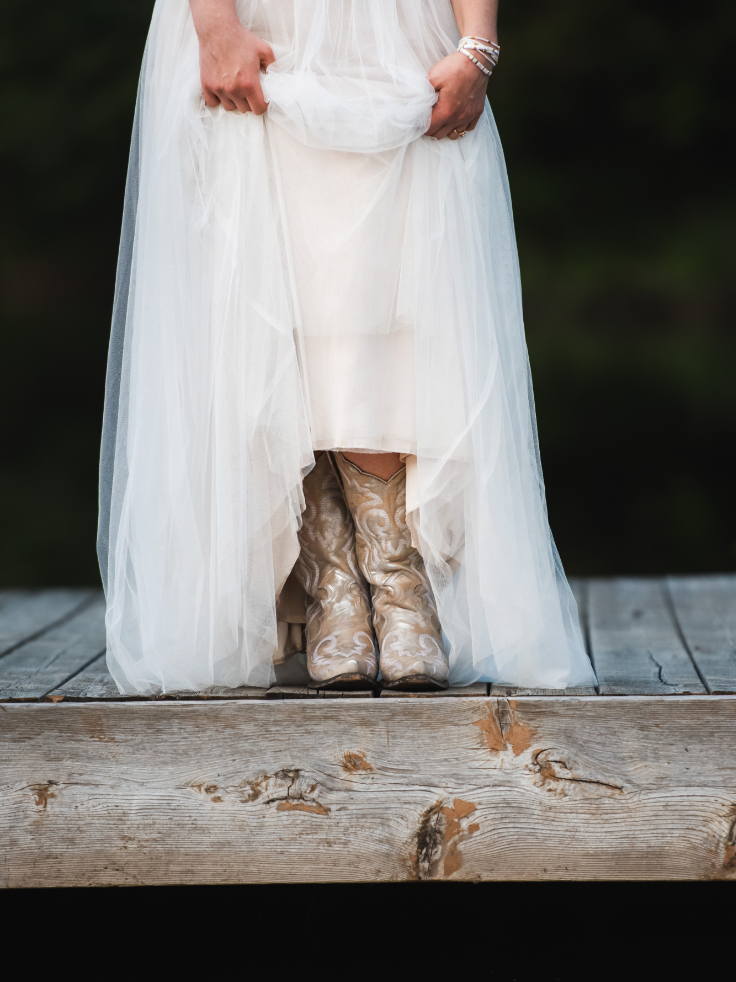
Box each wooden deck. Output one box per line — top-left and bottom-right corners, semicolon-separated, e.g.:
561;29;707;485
2;576;735;884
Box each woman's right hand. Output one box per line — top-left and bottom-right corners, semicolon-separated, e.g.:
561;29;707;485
190;0;274;114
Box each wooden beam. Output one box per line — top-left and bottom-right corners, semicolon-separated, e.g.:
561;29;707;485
588;578;706;695
667;576;736;694
2;696;734;885
490;684;597;696
381;684;487;698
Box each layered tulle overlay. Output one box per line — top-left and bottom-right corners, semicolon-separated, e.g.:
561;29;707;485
99;0;597;693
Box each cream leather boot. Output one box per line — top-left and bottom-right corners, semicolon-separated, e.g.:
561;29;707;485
333;454;449;691
293;453;378;690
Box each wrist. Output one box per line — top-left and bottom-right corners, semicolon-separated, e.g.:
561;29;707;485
456;35;499;78
454;17;497;45
190;1;242;43
459;29;498;45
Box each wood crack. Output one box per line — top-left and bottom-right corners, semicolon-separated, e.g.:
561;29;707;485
648;652;669;686
662;579;712;693
533;749;624;793
43;647;107;701
194;769;332;816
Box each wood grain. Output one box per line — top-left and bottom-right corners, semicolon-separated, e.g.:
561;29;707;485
667;575;736;694
490;684;597;696
48;653;271;702
381;683;487;698
0;589;93;659
45;604;309;700
265;685;318;699
0;595;107;701
2;696;735;885
588;578;706;695
319;689;377;699
7;580;727;701
46;652;120;701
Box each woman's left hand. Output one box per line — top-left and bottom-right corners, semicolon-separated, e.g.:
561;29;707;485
427;51;489;140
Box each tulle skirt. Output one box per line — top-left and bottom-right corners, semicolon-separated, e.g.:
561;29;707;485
98;0;597;693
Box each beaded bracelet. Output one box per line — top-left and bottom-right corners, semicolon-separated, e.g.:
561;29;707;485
457;36;500;77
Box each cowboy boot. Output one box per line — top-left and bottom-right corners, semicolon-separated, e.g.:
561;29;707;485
332;454;449;691
293;453;378;690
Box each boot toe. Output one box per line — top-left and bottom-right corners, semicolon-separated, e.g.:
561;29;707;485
409;659;429;676
381;660;443;683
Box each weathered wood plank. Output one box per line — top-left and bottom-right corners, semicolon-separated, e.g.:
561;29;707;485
319;689;376;699
164;686;271;700
381;683;487;698
0;596;108;701
47;652;120;701
588;578;706;695
667;575;736;694
2;696;734;885
48;653;270;702
0;589;93;658
265;685;318;699
490;684;597;696
49;630;306;701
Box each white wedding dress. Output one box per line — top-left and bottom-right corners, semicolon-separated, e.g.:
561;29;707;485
98;0;597;693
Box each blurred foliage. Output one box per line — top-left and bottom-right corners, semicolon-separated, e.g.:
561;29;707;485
0;0;154;585
0;0;734;585
493;0;736;574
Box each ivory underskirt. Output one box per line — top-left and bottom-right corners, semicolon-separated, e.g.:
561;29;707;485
304;333;416;456
269;123;421;458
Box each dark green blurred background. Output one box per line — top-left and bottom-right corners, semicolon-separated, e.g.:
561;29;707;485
0;0;734;586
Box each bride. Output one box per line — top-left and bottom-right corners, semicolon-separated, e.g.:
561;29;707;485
98;0;596;694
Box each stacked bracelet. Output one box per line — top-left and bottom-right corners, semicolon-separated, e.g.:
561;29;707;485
457;36;500;77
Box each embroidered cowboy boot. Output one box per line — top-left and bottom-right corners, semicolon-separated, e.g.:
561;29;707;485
332;454;449;691
293;452;378;690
